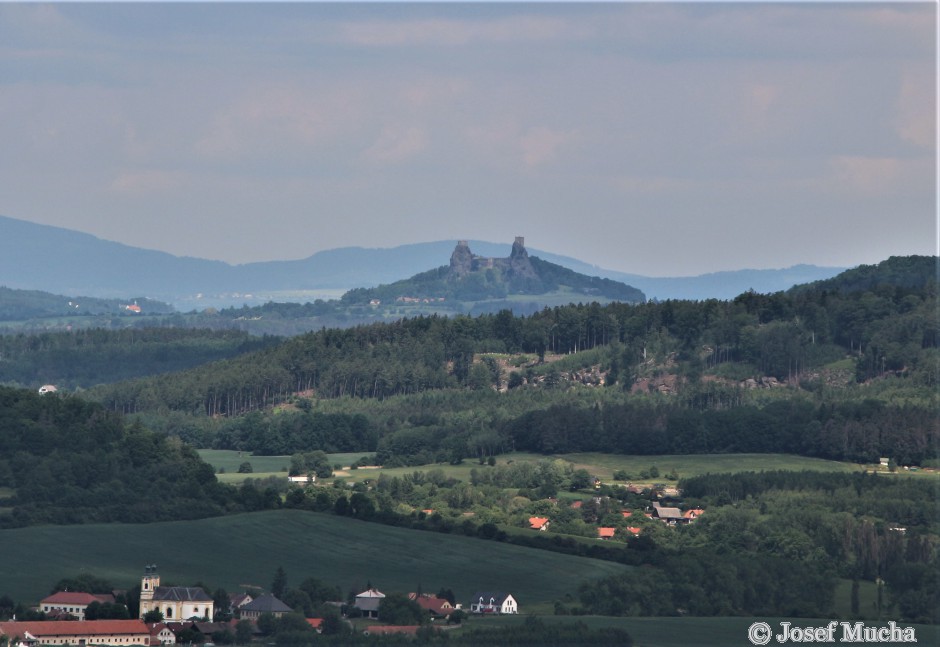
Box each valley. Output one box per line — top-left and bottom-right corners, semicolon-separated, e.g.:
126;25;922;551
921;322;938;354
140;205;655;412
0;253;936;646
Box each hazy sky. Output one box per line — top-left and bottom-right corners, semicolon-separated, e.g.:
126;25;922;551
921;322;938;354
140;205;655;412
1;3;935;276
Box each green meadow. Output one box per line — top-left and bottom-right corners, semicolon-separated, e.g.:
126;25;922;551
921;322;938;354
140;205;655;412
558;452;864;481
198;449;865;486
196;449;292;474
0;509;628;608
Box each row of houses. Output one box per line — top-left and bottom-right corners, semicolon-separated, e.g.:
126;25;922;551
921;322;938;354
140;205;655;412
355;588;517;618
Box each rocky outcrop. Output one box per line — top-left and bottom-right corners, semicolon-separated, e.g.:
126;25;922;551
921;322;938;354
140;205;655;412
507;237;538;280
449;240;475;276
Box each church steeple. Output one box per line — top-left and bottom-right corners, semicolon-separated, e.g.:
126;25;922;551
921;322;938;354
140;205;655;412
141;564;160;602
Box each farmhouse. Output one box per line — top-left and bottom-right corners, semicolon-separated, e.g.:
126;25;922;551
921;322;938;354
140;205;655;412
354;588;385;619
147;622;176;645
469;592;517;615
0;620;149;646
597;527;616;540
39;591;116;621
139;565;214;621
239;593;292;620
228;593;253;616
408;593;454;619
652;502;684;525
528;516;550;531
683;508;705;521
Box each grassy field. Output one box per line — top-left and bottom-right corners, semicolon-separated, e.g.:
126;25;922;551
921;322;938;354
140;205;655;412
0;509;628;608
199;449;867;486
559;452;864;481
199;450;372;485
197;449;291;474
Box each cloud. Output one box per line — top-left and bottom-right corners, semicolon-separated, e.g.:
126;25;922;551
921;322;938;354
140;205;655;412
194;83;361;161
827;156;903;195
109;169;184;194
896;66;935;149
337;14;578;47
614;175;693;194
519;127;578;167
361;125;428;165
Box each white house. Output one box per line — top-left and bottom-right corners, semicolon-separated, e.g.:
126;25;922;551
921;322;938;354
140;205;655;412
469;592;517;615
147;622;176;645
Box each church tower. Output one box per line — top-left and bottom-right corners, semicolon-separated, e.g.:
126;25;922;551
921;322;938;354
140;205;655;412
140;564;160;606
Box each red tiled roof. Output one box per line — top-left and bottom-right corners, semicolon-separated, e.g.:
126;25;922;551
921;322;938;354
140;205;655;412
41;591;113;606
597;527;616;538
306;618;323;629
0;620;148;638
570;501;583;509
626;526;642;535
529;516;550;530
621;511;632;518
409;595;452;616
683;508;704;518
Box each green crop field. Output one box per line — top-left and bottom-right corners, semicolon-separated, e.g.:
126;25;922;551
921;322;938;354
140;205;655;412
473;615;940;647
0;510;629;607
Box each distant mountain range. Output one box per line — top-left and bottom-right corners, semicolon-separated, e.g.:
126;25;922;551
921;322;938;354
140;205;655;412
0;214;845;308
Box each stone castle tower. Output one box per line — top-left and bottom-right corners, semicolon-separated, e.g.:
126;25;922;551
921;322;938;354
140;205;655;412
448;237;536;279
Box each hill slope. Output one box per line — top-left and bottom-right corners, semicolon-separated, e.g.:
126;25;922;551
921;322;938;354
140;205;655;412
0;509;629;605
341;238;645;305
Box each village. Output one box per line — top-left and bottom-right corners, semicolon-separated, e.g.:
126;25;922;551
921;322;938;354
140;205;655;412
0;486;703;647
0;564;512;646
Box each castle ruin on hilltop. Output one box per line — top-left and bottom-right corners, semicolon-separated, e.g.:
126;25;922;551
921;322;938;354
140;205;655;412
449;237;538;280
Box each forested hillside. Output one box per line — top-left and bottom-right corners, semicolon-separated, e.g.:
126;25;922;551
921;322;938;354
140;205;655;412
83;256;938;467
339;257;645;305
0;286;174;320
0;328;280;390
0;387;249;528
